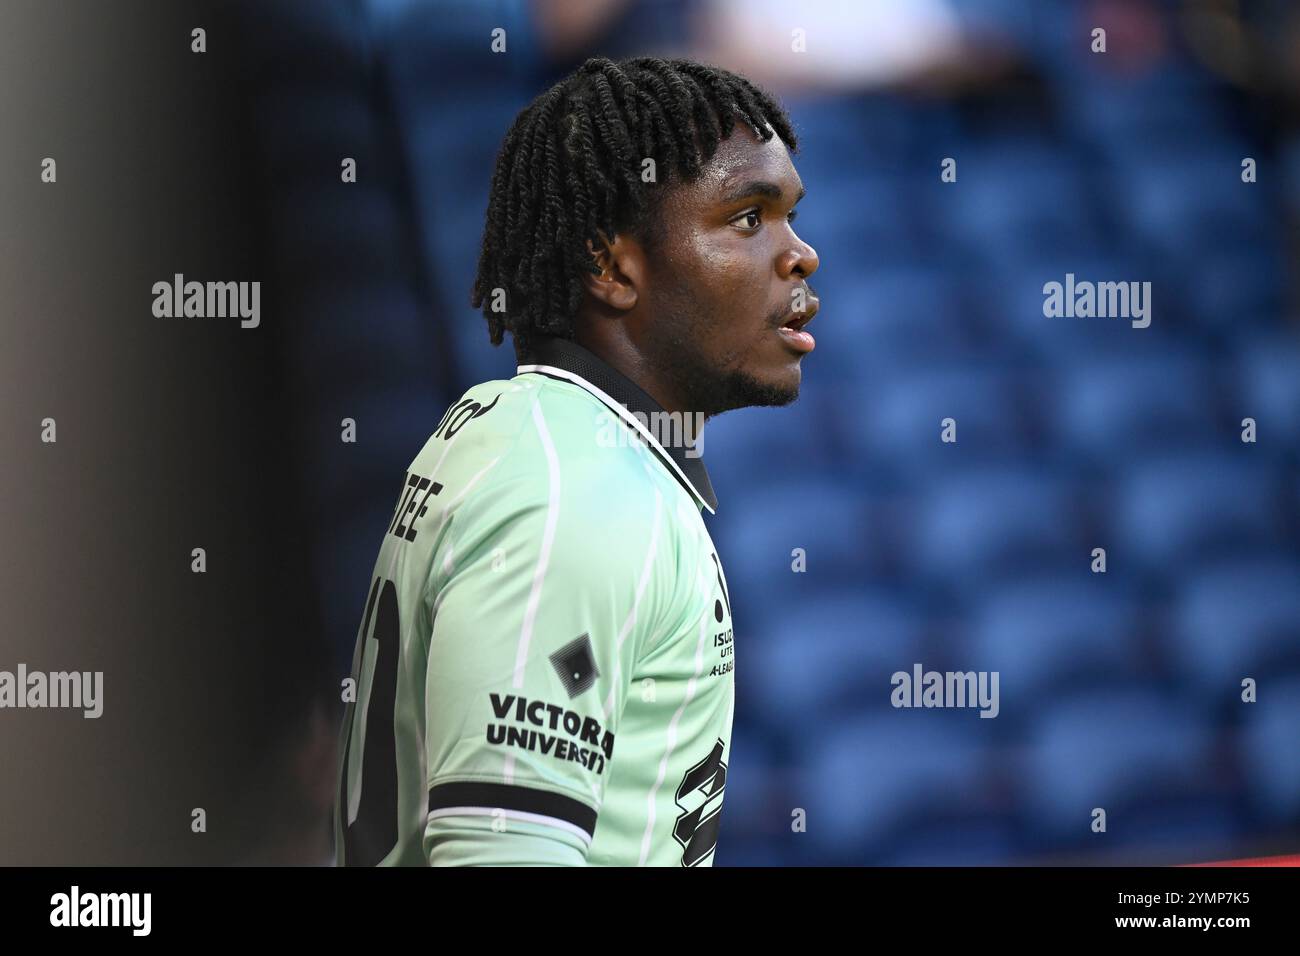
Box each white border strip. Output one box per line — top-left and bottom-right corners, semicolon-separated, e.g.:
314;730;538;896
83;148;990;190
427;806;594;846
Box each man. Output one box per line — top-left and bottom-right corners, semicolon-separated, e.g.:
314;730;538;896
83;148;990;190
335;55;819;866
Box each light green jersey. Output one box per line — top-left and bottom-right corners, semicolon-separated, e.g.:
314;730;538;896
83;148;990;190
334;336;735;867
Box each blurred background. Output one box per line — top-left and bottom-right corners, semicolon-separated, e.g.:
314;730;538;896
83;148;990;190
4;0;1299;865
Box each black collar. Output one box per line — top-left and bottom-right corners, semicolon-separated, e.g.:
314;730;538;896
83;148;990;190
517;336;718;514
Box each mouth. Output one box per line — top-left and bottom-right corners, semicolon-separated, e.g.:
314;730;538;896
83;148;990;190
776;298;819;353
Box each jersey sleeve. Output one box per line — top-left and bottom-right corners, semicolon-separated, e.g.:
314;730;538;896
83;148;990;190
420;460;667;866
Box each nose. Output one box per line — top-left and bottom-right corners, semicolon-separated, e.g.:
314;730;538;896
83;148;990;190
781;235;819;280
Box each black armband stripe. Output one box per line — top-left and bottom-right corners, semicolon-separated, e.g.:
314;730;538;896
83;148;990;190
428;781;597;838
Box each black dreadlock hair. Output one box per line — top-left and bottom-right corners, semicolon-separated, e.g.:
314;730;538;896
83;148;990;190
470;56;799;363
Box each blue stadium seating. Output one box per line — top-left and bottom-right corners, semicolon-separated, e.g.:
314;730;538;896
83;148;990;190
1021;689;1218;843
1111;454;1283;573
1239;675;1300;825
904;463;1081;589
713;480;874;608
802;713;994;856
941;142;1098;261
877;816;1019;866
845;360;1029;478
1171;556;1300;696
966;572;1145;704
738;588;927;744
1050;350;1219;461
1236;332;1300;453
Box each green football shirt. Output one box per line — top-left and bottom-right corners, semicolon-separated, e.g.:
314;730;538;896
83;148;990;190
334;336;735;867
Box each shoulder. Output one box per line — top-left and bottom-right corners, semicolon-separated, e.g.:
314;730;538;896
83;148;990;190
478;375;663;495
450;376;677;553
411;377;536;470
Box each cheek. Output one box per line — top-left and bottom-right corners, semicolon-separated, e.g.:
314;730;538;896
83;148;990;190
680;233;767;306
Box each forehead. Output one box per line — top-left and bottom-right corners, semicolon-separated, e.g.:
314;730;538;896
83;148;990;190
672;121;803;210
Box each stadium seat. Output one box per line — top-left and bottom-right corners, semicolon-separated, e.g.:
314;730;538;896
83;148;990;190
1112;148;1272;261
738;589;927;741
1103;796;1246;859
1239;674;1300;825
905;463;1080;589
715;480;874;607
974;247;1167;356
805;261;978;381
1049;351;1218;462
1021;689;1216;841
1170;555;1300;695
802;713;992;855
940;142;1096;261
1111;454;1283;573
845;361;1028;478
1236;332;1300;453
1178;246;1285;332
966;572;1145;705
1056;83;1229;155
877;816;1020;866
792;174;922;266
703;378;844;489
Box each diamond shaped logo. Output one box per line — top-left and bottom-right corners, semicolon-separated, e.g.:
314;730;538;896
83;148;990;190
550;634;600;698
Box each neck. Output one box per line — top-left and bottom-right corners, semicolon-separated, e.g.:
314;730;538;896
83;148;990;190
572;323;690;417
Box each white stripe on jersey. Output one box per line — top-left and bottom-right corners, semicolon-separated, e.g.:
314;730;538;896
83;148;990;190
601;474;664;724
426;454;504;614
426;806;593;847
505;399;562;783
637;609;712;866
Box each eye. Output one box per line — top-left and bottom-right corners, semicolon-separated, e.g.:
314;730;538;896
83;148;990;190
732;208;800;231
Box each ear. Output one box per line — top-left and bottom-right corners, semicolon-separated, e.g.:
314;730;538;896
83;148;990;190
582;229;640;312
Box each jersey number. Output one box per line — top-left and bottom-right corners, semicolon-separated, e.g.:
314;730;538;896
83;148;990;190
339;574;401;866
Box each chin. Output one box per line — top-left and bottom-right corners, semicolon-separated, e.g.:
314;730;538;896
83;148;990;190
720;365;802;412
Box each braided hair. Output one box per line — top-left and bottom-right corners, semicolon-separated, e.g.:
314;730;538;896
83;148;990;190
470;56;798;361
